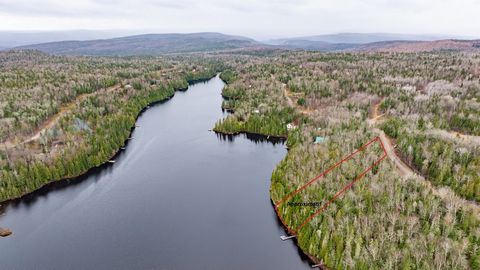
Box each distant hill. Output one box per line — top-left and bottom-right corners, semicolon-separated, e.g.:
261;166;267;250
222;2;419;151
14;32;480;55
267;32;470;45
0;30;138;49
18;33;262;55
272;39;360;51
266;33;480;52
359;39;480;53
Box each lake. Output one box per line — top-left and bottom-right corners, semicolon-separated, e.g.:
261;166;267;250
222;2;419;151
0;75;310;270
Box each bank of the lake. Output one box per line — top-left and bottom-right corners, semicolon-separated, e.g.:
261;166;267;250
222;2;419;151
213;130;325;269
0;73;217;204
0;75;311;269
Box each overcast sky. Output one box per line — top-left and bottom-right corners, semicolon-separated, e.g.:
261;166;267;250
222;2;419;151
0;0;479;39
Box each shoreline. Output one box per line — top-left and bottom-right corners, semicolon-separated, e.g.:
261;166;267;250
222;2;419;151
213;129;287;143
212;97;324;266
1;74;324;269
214;128;326;269
269;196;330;270
0;74;216;207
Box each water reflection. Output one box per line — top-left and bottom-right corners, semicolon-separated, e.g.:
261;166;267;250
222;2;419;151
0;75;310;270
215;132;286;145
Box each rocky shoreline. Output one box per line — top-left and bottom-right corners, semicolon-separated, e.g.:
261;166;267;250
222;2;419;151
0;227;12;237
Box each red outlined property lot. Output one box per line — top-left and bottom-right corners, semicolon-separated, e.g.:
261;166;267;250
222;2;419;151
274;136;388;236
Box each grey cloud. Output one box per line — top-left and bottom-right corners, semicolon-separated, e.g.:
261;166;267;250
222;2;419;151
0;0;126;17
0;0;478;38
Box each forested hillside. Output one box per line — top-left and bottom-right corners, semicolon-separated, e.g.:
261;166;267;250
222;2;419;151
18;33;261;56
214;51;480;269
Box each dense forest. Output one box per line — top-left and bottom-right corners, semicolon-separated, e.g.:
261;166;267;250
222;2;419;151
213;51;480;269
0;50;222;201
1;49;479;269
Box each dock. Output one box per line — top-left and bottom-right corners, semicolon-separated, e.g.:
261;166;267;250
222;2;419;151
311;263;328;269
280;235;296;241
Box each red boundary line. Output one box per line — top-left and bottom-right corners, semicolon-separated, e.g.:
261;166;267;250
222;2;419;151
275;136;380;207
293;153;386;233
275;136;387;235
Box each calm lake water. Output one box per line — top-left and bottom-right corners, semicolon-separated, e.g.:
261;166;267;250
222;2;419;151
0;75;310;270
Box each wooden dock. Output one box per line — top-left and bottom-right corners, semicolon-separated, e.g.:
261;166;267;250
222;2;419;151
280;235;295;241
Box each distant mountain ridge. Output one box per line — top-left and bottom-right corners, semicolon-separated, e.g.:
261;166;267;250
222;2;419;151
359;39;480;53
267;32;473;45
12;32;480;55
0;30;137;48
265;33;480;52
17;32;261;55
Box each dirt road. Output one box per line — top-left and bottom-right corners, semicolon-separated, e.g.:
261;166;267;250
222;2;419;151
368;100;416;177
376;129;416;177
4;84;123;149
282;83;312;115
369;100;479;212
283;84;295;108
